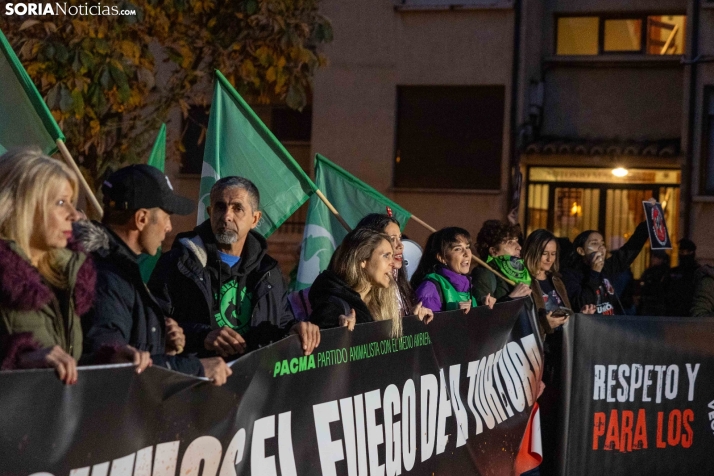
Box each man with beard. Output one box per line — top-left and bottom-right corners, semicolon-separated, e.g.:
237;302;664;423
664;238;699;316
149;177;320;359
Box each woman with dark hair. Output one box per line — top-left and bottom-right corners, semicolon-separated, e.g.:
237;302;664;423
310;228;417;337
356;213;432;322
561;209;651;315
411;227;496;313
471;220;532;303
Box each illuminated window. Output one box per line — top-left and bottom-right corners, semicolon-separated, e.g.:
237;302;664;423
604;19;642;52
556;14;686;56
647;16;686;55
556;17;598;55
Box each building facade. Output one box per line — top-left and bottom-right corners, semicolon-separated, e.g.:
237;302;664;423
167;0;714;275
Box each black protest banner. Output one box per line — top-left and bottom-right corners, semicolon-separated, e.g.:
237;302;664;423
0;299;541;476
559;314;714;475
642;201;672;250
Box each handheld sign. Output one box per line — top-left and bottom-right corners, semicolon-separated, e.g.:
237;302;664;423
643;200;672;250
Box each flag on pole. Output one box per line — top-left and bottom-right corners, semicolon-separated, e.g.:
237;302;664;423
138;123;168;283
147;123;166;171
295;154;412;290
0;28;64;155
198;70;316;237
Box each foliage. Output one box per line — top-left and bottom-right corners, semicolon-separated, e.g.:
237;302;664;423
0;0;332;188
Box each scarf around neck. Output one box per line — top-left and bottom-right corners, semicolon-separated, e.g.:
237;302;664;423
487;255;532;286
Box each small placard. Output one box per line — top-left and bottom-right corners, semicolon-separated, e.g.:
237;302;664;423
642;201;672;250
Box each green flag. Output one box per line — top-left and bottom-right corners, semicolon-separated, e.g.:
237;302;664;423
138;124;167;283
0;28;64;155
295;154;412;290
147;123;166;171
198;70;316;237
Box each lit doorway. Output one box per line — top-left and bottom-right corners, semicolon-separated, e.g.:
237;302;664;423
525;167;680;277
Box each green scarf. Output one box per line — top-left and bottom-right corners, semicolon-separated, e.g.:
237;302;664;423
487;255;532;286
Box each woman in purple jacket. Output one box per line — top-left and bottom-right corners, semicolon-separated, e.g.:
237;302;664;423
410;227;496;313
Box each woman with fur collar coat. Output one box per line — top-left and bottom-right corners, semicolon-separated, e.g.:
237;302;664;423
0;149;150;384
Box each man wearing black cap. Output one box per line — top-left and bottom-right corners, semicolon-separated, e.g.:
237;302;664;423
77;165;232;385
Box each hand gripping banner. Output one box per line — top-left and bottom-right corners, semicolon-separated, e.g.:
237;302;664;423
0;299;541;476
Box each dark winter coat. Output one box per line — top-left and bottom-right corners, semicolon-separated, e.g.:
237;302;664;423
471;263;535;315
76;221;203;376
0;238;95;369
561;221;648;315
664;258;700;317
691;265;714;317
637;264;670;316
471;264;514;304
148;220;296;356
308;269;373;328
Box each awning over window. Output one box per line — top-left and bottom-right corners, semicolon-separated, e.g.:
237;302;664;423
524;137;680;157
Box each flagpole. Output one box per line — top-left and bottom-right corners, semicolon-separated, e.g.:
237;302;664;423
410;215;436;232
56;139;103;218
408;213;515;286
471;255;516;286
315;189;352;232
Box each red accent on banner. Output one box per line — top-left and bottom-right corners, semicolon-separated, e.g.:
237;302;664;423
515;403;543;474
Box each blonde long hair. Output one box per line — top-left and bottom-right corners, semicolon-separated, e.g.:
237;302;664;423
329;228;402;337
0;148;79;288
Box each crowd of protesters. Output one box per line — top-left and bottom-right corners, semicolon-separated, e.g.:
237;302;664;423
2;146;710;374
2;147;712;474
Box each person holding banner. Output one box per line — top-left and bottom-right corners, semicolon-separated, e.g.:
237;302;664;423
355;213;433;322
561;203;652;315
79;165;227;383
472;220;533;304
411;227;496;312
521;228;594;476
309;228;407;336
0;149;148;384
150;176;321;359
522;229;596;336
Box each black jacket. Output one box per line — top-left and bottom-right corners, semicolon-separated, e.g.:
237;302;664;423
637;264;670;316
308;270;373;328
148;220;295;356
664;258;700;317
561;221;648;315
76;221;203;376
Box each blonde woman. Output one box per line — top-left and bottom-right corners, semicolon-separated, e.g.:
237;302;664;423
309;228;408;337
0;148;149;383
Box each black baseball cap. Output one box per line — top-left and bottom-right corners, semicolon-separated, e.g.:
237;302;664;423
102;164;195;215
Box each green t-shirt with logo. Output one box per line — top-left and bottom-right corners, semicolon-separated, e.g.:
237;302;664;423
212;252;253;335
213;281;253;336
